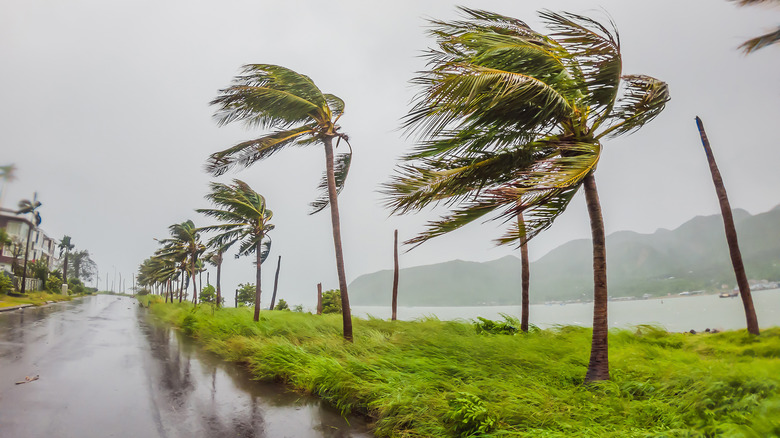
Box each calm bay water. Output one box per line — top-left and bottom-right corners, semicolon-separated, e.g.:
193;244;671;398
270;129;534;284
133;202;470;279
352;288;780;332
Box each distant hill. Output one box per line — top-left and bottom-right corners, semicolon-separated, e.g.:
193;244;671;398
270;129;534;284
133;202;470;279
349;206;780;306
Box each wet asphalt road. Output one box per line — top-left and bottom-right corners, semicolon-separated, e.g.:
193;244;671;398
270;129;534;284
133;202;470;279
0;295;371;438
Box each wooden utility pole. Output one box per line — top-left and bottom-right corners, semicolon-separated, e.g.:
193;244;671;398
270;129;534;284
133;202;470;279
391;230;399;321
695;116;759;335
316;283;323;315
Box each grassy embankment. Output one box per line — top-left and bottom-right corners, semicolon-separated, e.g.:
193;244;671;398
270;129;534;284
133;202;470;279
140;295;780;437
0;290;80;308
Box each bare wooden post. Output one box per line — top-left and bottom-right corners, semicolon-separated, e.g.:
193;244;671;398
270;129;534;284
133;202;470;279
316;283;323;315
391;229;399;321
269;256;281;310
695;116;759;335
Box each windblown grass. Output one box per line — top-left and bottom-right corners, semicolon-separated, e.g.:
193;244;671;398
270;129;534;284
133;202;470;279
141;296;780;437
0;291;76;307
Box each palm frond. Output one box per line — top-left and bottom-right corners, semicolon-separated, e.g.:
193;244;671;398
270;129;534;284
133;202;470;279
310;150;352;214
324;94;345;119
205;125;315;176
539;10;622;125
211;64;329;129
739;27;780;53
596;75;670;139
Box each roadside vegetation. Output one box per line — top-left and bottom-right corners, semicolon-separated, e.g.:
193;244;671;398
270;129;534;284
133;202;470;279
141;295;780;437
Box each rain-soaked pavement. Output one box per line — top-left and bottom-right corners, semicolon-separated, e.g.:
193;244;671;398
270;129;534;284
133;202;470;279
0;295;372;438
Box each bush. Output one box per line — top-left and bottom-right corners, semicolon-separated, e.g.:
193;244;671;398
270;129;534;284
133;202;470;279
445;392;495;437
236;283;255;307
200;284;216;303
0;273;14;294
321;289;342;314
274;298;289;311
473;315;519;335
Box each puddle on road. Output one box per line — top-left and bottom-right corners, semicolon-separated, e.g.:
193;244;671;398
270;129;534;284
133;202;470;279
139;307;373;438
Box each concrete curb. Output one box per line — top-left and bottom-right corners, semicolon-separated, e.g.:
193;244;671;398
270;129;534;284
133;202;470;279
0;304;35;313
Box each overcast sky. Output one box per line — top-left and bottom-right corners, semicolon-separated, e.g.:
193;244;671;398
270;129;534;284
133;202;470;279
1;0;778;308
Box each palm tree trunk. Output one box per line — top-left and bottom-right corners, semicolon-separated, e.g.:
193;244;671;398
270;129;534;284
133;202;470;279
216;252;222;308
391;229;399;321
191;253;198;305
269;256;281;310
179;273;184;303
583;173;610;383
63;253;69;283
695;117;759;335
517;212;530;333
20;225;32;294
253;241;262;322
323;136;353;342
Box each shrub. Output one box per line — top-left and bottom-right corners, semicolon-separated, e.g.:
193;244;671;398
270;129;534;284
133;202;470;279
274;298;289;311
321;289;342;314
473;315;519;335
0;273;13;294
445;392;495;437
200;284;216;303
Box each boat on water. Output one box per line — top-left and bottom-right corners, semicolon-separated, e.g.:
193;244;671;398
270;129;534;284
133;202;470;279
719;291;739;298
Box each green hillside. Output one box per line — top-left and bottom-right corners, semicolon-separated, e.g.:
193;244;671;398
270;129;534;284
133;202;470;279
349;206;780;306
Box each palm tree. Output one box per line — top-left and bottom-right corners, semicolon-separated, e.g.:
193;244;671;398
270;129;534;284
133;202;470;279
204;250;226;307
197;179;274;322
731;0;780;53
59;235;75;282
206;64;355;340
16;193;42;294
157;220;205;305
385;8;669;381
695;117;760;335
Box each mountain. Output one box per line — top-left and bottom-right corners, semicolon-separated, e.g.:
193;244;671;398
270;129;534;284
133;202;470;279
349;206;780;306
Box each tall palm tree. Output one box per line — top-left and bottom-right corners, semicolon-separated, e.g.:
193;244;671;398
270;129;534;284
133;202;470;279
16;193;42;294
206;64;355;340
385;8;669;381
731;0;780;53
695;117;759;335
197;179;274;322
157;220;205;305
59;235;75;281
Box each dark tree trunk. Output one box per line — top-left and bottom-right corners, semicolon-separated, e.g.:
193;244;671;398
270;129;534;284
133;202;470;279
518;212;530;333
20;225;32;294
323;136;353;341
316;283;323;315
583;173;610;383
191;250;198;306
391;229;399;321
216;252;222;308
63;253;69;283
269;256;281;310
695;116;759;335
253;240;262;322
179;273;184;303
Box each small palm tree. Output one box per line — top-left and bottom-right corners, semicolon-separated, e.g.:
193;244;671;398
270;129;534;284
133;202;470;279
157;220;205;305
16;193;42;294
385;8;669;381
206;64;355;340
197;179;274;322
59;235;75;281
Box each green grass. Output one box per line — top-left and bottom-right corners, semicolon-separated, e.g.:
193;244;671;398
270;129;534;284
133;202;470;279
0;290;79;307
140;295;780;437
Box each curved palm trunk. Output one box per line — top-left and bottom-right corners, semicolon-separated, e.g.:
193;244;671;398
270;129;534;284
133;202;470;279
20;226;32;294
269;255;281;310
695;117;759;335
391;229;399;321
517;212;530;333
583;173;610;383
253;240;263;322
323;136;353;341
